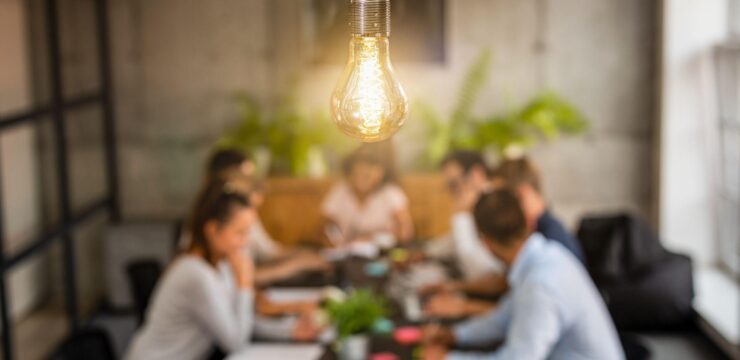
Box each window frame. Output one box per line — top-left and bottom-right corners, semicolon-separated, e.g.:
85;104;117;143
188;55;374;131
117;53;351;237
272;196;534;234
714;42;740;279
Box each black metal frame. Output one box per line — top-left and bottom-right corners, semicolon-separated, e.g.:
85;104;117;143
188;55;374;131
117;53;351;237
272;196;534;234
0;0;119;358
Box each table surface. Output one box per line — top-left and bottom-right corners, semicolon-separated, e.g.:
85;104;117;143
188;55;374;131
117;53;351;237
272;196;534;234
268;255;432;360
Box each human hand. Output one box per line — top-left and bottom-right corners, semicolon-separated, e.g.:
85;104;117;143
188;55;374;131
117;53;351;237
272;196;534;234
228;251;254;289
295;300;319;316
424;293;468;319
293;252;332;272
422;344;449;360
421;323;455;346
419;281;459;296
292;312;322;341
454;181;480;213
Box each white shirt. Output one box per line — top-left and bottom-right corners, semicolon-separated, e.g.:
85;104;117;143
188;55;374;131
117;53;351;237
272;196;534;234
321;182;408;240
125;256;254;360
249;218;282;262
451;213;504;279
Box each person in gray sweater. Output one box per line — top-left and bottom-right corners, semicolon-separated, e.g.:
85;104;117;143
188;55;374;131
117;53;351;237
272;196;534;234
126;177;257;360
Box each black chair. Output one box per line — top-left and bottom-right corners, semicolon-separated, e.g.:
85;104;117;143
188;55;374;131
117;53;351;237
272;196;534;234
620;333;651;360
577;213;694;331
126;259;163;325
48;327;115;360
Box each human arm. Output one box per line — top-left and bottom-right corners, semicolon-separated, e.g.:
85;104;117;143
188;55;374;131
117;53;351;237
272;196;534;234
447;285;563;360
254;252;330;286
393;207;415;243
420;274;508;298
424;293;496;319
189;259;255;353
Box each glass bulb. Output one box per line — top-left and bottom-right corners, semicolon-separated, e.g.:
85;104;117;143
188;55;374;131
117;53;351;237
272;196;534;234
331;1;408;142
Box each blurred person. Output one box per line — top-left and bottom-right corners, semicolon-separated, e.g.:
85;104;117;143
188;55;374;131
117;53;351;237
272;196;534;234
423;153;587;318
421;189;624;360
127;177;322;360
126;177;258;359
196;149;330;286
491;157;585;263
209;174;322;341
427;150;506;281
420;151;507;319
321;141;414;245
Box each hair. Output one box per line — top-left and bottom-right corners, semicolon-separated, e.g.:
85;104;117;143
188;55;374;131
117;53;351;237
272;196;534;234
473;188;528;247
206;148;251;178
341;141;399;185
491;157;542;194
440;150;490;176
186;176;251;265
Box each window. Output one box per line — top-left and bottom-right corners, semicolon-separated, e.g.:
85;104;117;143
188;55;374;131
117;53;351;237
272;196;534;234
714;3;740;278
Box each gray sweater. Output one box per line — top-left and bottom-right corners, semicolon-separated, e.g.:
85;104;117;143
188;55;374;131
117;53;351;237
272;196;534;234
125;256;254;360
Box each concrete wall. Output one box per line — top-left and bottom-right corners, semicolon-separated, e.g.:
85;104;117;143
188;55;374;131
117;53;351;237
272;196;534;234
109;0;659;230
110;0;272;219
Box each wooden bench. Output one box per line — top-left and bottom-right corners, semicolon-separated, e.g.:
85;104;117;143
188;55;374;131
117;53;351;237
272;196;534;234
258;174;453;245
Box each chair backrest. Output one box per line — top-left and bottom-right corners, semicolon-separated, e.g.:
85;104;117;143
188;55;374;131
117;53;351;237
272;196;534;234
126;259;163;325
577;213;668;281
49;327;116;360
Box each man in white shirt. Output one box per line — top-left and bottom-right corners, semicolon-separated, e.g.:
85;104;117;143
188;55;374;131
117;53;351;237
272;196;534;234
422;151;507;317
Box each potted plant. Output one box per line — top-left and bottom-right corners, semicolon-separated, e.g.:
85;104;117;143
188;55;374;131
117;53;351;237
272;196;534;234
412;49;589;168
216;88;352;177
324;289;388;360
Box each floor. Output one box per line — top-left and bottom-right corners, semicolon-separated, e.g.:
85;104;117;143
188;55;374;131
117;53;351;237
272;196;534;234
631;332;731;360
3;305;68;360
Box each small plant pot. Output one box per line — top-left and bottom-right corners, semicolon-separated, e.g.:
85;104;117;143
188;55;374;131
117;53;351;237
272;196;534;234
337;334;369;360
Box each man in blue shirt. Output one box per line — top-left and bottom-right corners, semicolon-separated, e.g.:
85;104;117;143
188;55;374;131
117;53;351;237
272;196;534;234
491;157;585;263
422;189;624;360
423;153;586;319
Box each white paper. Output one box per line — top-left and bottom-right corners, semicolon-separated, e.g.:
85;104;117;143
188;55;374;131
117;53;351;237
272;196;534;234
227;343;323;360
263;287;324;303
321;247;349;261
349;242;380;258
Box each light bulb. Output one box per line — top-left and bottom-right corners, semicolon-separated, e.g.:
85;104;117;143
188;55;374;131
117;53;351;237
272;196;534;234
331;0;408;142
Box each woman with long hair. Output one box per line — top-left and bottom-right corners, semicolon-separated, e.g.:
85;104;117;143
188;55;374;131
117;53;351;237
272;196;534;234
126;177;256;359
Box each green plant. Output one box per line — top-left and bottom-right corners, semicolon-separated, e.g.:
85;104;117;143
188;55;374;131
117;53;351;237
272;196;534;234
478;92;589;154
325;289;388;339
413;49;589;166
415;50;492;167
216;90;351;176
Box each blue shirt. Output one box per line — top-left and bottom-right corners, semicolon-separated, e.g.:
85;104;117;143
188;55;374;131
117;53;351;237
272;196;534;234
450;233;624;360
537;210;586;264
